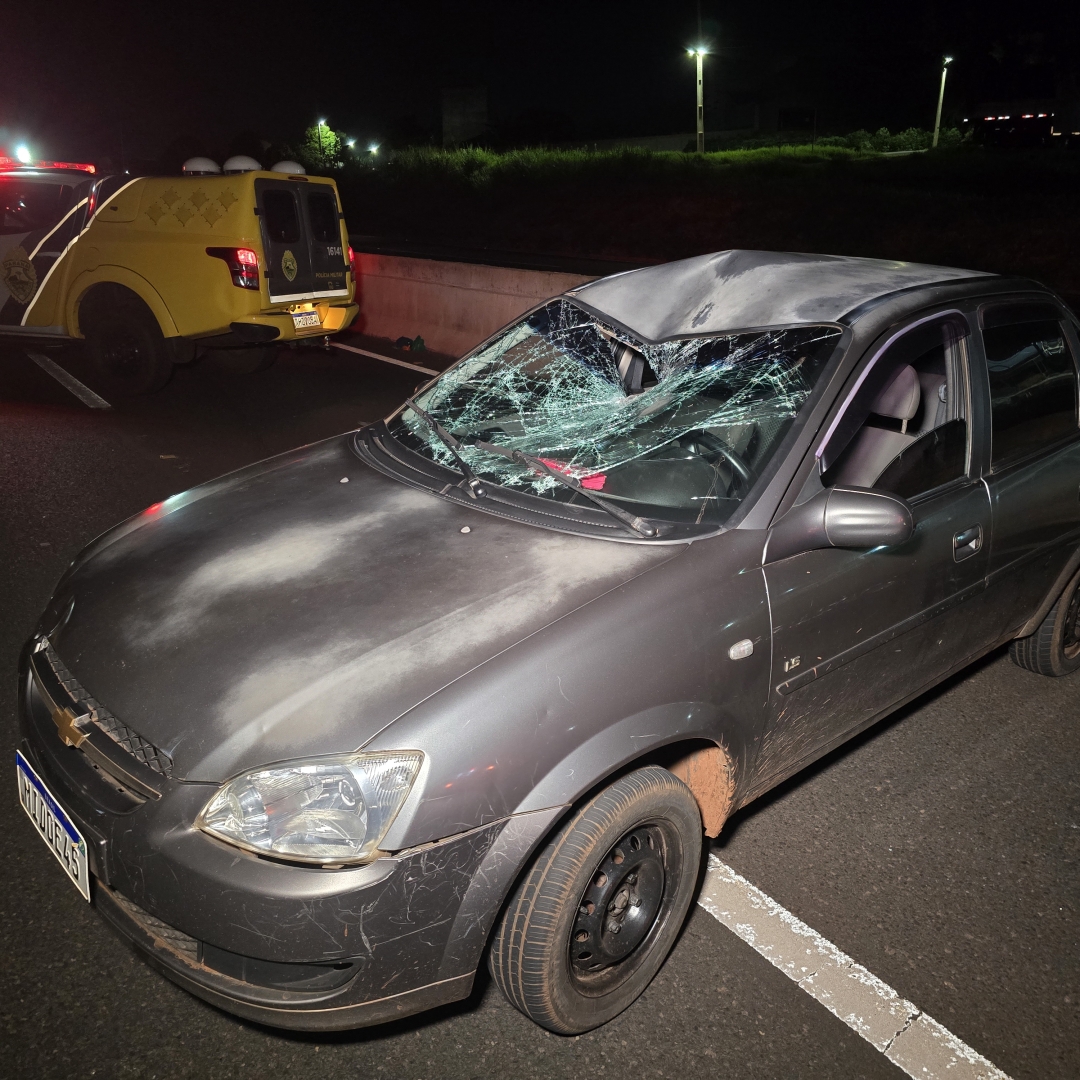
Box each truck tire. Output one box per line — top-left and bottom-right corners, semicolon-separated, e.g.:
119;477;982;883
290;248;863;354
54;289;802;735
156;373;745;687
488;765;702;1034
1009;566;1080;677
84;297;173;395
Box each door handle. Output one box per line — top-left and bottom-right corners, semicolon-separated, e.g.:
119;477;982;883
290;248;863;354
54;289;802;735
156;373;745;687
953;524;983;562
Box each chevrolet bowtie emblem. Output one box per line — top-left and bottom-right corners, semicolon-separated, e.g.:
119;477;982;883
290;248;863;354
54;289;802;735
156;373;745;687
52;704;91;748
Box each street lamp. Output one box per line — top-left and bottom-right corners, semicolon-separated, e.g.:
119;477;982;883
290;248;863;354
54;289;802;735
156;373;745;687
932;56;953;148
317;118;327;159
686;47;708;153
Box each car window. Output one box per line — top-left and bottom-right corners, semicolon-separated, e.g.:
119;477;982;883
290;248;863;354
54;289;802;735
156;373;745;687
262;189;300;243
306;191;339;242
0;179;72;235
981;303;1078;469
822;315;969;499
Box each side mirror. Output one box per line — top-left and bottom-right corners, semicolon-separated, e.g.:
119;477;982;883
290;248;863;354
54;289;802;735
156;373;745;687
765;486;914;564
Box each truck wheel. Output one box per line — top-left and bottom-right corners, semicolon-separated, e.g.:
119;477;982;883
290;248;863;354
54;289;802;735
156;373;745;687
488;765;702;1034
1010;567;1080;677
205;346;279;374
85;302;173;395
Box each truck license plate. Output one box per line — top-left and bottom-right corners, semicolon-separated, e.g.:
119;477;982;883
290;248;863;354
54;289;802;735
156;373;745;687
292;311;321;329
16;750;90;901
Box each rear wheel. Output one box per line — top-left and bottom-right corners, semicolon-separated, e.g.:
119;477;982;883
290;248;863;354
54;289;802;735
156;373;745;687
488;766;702;1034
84;297;173;395
1009;566;1080;677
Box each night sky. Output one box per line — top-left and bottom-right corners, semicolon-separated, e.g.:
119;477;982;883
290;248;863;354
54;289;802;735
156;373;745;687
3;0;1077;166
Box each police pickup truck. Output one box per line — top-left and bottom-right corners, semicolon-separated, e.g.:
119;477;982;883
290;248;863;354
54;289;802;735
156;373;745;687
0;155;358;392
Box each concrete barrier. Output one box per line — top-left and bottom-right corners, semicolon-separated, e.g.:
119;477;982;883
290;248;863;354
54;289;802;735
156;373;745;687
352;252;597;359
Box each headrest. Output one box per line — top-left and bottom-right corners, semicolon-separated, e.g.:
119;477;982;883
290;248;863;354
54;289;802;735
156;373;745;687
872;364;921;421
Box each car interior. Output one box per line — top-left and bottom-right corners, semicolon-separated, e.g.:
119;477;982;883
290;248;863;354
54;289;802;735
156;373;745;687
822;318;967;499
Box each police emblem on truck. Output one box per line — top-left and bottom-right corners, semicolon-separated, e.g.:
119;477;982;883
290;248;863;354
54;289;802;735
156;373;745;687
1;246;38;305
281;249;298;282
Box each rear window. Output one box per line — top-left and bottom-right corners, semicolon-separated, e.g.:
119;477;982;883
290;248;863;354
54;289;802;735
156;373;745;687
982;304;1078;467
0;180;72;235
307;191;339;242
262;189;300;243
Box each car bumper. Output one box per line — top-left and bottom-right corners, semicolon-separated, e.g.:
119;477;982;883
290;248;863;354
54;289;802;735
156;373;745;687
234;302;359;342
17;645;560;1030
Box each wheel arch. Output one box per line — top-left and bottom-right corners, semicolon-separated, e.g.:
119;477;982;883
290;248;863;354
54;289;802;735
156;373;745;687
1015;543;1080;639
515;723;743;841
69;269;179;339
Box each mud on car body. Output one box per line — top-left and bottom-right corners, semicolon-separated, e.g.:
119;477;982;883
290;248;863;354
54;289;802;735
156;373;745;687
0;159;358;393
17;250;1080;1034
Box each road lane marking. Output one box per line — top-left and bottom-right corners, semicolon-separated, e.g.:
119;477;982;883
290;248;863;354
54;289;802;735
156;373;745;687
698;855;1011;1080
27;353;111;409
330;340;440;376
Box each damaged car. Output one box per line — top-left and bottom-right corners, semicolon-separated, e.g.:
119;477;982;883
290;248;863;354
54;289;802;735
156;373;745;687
17;249;1080;1034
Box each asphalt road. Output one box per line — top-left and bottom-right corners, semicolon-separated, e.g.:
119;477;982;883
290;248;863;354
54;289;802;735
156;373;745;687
1;342;1077;1080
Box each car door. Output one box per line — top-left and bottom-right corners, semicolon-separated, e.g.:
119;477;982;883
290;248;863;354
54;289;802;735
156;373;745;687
0;175;79;326
301;186;349;300
754;310;995;792
975;300;1080;638
254;179;315;302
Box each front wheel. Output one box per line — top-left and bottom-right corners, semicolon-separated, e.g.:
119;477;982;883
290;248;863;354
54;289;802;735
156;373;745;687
488;766;702;1034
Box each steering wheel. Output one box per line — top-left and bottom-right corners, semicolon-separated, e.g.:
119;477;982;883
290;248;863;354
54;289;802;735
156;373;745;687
683;431;754;494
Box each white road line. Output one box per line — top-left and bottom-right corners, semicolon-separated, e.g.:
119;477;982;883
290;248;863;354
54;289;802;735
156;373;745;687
698;855;1011;1080
27;353;111;410
330;340;440;376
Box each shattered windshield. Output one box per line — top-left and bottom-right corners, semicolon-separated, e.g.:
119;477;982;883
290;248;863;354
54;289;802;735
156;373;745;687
388;299;841;526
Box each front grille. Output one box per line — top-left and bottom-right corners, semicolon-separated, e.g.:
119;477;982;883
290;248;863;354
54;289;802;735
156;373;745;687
40;641;173;778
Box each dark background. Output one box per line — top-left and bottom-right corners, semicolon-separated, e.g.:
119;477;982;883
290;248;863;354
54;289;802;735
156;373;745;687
3;0;1078;166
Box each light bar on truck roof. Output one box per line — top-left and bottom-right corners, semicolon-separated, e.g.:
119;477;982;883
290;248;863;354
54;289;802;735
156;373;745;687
0;158;96;173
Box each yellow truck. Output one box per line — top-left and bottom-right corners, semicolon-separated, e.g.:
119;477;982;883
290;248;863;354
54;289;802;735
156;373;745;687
0;157;358;392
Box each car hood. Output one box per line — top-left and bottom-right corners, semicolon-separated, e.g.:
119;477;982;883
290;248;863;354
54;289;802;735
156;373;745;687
45;434;684;781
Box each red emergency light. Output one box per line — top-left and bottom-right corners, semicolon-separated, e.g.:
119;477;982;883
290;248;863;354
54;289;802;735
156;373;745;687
0;157;96;173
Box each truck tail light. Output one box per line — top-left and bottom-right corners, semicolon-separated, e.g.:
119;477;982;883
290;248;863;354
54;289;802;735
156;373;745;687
206;247;260;290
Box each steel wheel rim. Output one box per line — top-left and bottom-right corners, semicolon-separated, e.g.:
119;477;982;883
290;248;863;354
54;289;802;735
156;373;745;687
569;824;667;987
1063;579;1080;659
101;330;147;380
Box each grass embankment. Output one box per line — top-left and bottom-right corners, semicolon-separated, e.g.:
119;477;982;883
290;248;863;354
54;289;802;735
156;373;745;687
338;146;1080;307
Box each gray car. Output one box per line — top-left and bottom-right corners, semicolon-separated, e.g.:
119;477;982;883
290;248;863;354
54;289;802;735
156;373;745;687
17;250;1080;1035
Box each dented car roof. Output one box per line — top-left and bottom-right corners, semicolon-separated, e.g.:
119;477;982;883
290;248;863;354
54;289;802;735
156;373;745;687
567;249;995;341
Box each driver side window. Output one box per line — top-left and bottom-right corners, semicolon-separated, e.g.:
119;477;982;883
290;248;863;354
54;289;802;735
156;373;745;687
822;316;970;500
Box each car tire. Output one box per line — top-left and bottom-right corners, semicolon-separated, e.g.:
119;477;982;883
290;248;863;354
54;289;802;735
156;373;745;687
205;346;279;374
84;300;173;395
1009;566;1080;677
488;765;702;1034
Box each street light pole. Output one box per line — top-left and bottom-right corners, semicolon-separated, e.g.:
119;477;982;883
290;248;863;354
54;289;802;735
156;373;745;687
932;57;953;148
317;118;327;161
687;47;707;153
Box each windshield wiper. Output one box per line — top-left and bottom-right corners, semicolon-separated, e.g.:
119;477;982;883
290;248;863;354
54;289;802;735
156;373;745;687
470;439;658;538
404;398;487;499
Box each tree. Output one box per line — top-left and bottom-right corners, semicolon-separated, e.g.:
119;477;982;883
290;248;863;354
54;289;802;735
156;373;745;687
298;122;344;172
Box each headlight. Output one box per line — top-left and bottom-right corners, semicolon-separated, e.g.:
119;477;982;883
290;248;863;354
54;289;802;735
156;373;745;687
196;751;423;865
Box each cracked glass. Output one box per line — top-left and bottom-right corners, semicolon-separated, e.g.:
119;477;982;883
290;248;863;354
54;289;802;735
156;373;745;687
389;299;842;526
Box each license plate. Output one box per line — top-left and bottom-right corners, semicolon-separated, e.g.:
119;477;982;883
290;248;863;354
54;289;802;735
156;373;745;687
16;750;90;901
292;310;321;330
